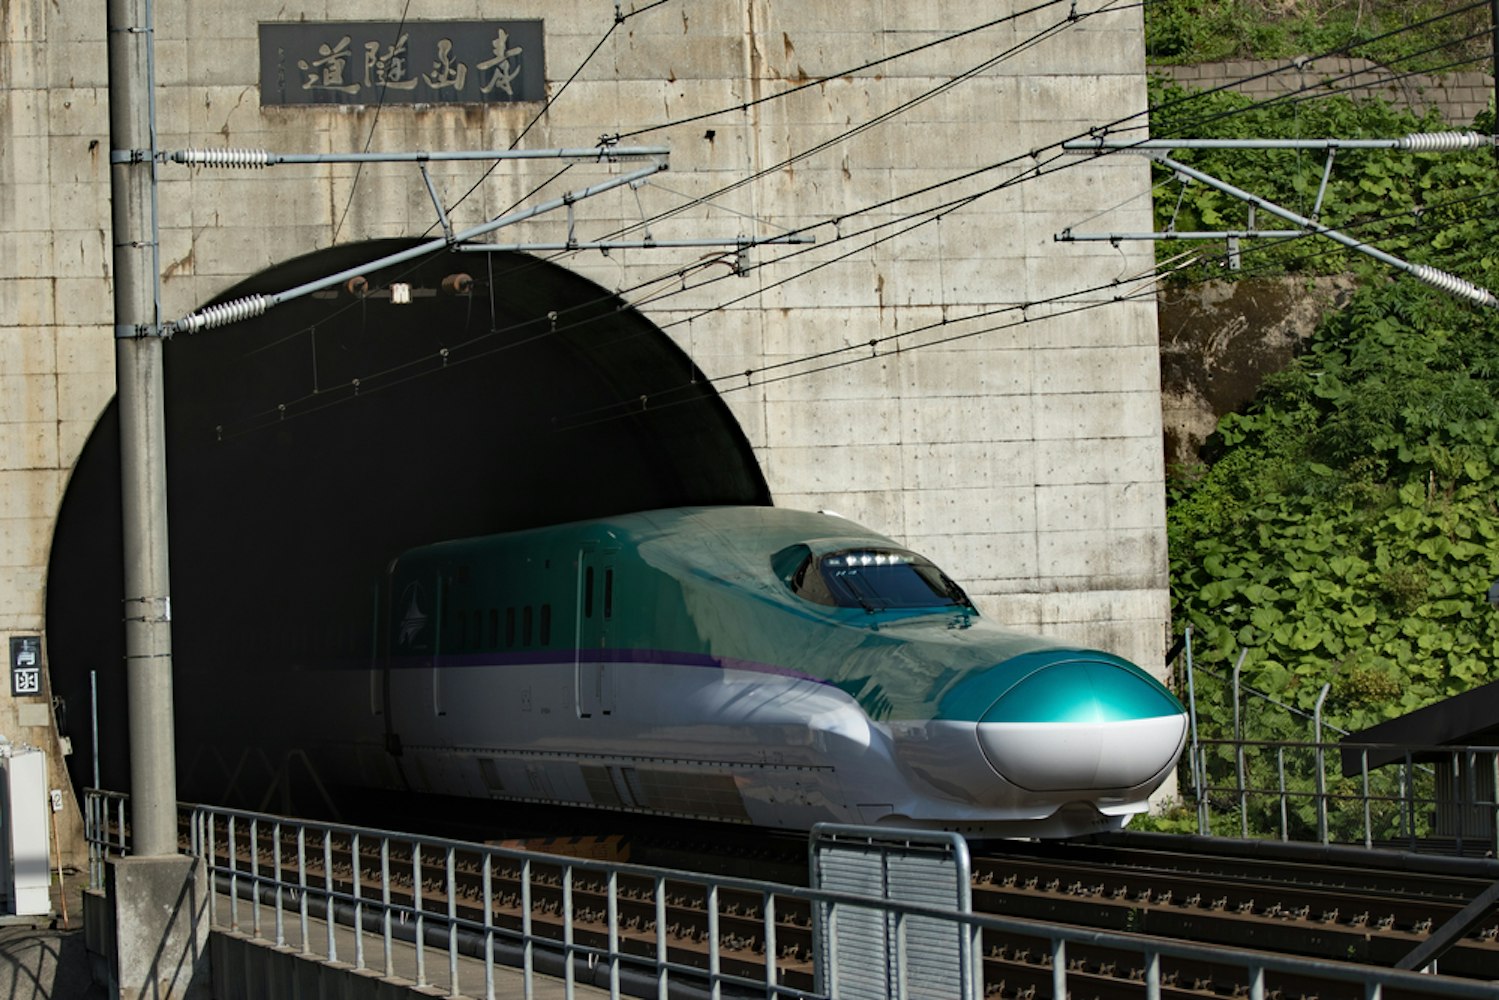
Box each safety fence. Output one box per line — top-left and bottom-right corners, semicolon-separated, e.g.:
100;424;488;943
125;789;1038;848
1175;630;1499;856
85;790;1499;1000
1184;736;1499;856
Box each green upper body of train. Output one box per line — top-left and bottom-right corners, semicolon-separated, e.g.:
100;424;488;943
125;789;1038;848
308;506;1187;836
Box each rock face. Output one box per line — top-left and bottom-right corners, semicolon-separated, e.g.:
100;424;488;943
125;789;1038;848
1158;276;1357;468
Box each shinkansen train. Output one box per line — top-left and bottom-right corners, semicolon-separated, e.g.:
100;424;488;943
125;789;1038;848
221;506;1187;838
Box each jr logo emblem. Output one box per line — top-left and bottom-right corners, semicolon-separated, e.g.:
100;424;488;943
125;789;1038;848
397;584;429;649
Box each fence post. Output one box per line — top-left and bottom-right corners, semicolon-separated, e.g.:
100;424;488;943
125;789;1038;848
1232;649;1248;837
1452;750;1465;855
1402;753;1414;850
1185;628;1206;834
1314;683;1330;844
1277;748;1289;841
1361;749;1372;849
1491;752;1499;860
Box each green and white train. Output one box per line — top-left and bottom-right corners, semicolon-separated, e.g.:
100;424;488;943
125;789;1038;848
300;506;1187;837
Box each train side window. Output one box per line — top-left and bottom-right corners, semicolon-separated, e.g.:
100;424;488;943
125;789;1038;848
775;545;835;606
603;569;613;620
506;608;516;647
471;609;482;650
540;604;552;645
584;567;595;618
488;609;498;649
523;606;534;646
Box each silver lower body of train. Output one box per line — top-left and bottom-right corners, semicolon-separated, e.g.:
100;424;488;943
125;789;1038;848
189;660;1186;839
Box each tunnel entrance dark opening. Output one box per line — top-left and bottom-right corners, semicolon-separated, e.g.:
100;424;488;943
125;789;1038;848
46;240;769;808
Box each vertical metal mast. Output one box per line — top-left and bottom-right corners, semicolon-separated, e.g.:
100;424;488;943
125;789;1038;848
106;0;178;858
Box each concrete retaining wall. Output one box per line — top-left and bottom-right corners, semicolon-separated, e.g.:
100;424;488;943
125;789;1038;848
6;0;1172;803
1157;59;1495;123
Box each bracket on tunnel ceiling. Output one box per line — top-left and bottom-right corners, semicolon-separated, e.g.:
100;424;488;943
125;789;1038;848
170;163;667;335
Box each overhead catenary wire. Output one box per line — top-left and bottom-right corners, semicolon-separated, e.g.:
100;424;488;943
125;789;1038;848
273;118;1482;419
549;166;1499;427
423;4;641;237
583;0;1138;247
231;1;1136;358
172;164;667;335
221;157;1499;440
1146;41;1496;144
427;0;1476;326
573;0;1484;294
332;0;414;245
608;0;1101;143
565;181;1499;430
410;1;1140;260
212;156;1499;439
205;1;1497;436
372;0;1486;299
1138;2;1495;141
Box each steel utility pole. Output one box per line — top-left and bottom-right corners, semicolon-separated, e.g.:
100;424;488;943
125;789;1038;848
106;0;177;858
105;0;209;994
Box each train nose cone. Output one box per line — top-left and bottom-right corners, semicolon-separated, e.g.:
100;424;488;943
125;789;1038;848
976;657;1186;792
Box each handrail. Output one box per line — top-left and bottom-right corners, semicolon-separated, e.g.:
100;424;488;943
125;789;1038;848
1182;737;1499;855
84;791;1499;1000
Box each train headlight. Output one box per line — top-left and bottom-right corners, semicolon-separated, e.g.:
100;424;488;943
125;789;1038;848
974;659;1187;792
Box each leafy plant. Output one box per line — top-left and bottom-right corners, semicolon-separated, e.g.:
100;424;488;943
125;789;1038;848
1145;78;1487;282
1144;0;1496;72
1163;82;1499;839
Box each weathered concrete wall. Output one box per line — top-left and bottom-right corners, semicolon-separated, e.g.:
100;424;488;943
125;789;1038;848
5;0;1169;829
0;0;113;866
1157;59;1495;124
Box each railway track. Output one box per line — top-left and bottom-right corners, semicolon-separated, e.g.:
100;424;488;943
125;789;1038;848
87;803;1493;1000
148;814;1499;999
970;836;1499;981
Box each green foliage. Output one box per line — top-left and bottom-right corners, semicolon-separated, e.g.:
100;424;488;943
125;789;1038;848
1144;0;1496;71
1145;0;1499;840
1164;66;1499;749
1129;797;1202;834
1172;276;1499;727
1146;78;1493;281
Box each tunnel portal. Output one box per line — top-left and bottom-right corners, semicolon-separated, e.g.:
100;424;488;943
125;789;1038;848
46;241;770;804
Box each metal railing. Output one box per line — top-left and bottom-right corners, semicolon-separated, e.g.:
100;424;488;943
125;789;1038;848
84;791;1499;1000
1175;631;1499;856
1184;737;1499;855
85;789;131;889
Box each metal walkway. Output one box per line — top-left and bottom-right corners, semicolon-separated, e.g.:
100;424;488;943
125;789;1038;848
86;791;1499;1000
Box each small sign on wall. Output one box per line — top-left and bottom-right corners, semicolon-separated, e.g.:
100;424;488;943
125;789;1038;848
9;636;41;697
260;21;546;106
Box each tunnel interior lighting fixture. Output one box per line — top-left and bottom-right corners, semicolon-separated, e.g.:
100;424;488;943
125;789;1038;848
390;283;412;305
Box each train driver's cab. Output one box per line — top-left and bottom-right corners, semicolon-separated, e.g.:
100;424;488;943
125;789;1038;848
773;543;974;613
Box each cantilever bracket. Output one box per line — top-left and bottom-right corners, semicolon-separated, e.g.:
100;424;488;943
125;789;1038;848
418;162;454;244
1056;144;1499;309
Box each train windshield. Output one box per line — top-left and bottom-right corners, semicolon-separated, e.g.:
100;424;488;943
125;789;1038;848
782;546;974;612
